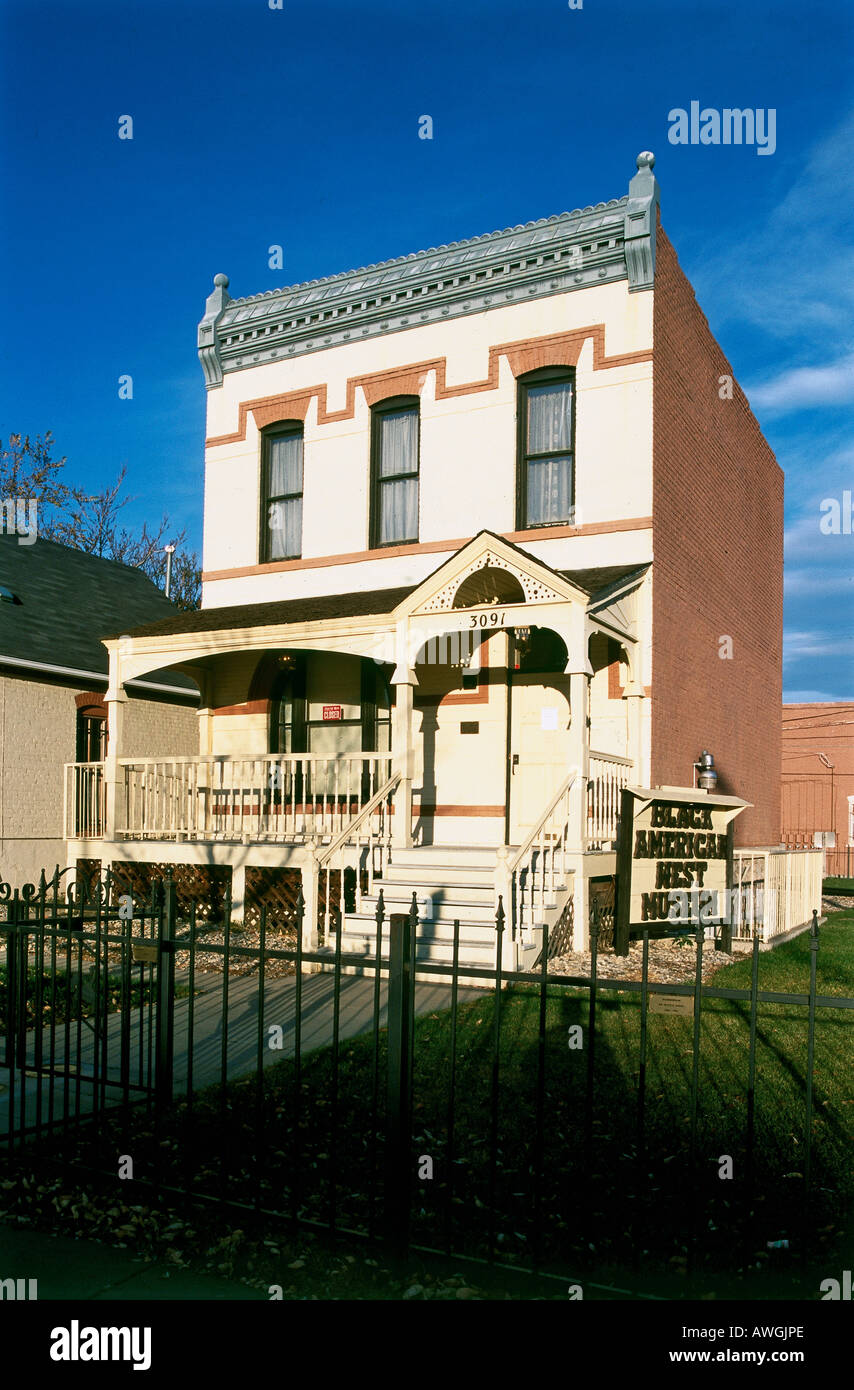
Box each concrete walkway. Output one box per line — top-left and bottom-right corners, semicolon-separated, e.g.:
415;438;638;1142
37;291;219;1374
0;971;474;1136
0;1222;261;1299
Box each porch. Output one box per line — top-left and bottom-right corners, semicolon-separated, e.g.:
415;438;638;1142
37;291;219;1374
65;749;631;850
65;748;634;966
65;533;650;962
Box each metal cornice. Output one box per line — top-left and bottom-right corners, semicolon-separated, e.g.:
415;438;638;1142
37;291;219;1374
199;201;631;386
198;155;661;386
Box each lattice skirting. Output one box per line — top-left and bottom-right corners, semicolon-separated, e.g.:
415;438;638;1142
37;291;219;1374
105;861;231;923
243;866;302;931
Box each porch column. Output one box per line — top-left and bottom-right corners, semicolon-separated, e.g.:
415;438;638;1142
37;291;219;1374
391;665;417;849
566;659;592;953
300;838;321;966
623;680;645;783
104;640;129;841
565;663;592;842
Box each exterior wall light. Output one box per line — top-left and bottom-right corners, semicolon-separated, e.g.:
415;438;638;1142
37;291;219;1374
694;750;718;791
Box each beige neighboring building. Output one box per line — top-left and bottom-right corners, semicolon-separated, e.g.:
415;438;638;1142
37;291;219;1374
0;534;198;887
65;152;786;965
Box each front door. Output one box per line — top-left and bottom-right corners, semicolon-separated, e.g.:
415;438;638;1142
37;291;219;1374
507;676;572;845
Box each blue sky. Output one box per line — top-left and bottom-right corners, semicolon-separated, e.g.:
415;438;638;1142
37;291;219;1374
1;0;851;699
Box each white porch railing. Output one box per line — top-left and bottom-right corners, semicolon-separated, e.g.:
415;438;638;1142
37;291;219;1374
732;847;823;943
65;754;393;843
587;751;633;849
500;772;579;947
64;762;105;840
315;772;401;945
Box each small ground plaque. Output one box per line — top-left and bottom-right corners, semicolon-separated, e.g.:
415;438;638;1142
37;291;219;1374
132;942;159;964
648;993;693;1017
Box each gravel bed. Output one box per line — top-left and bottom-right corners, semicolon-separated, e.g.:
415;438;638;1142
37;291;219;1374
172;923;299;978
822;894;854;913
548;936;736;985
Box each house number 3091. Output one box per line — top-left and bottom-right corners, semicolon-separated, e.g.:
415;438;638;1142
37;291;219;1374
469;611;505;628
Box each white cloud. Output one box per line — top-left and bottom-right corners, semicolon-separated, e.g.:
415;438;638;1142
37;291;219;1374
746;354;854;414
784;569;854;598
783;630;854;663
691;111;854;346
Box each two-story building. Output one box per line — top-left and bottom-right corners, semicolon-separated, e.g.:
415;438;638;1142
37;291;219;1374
65;152;784;966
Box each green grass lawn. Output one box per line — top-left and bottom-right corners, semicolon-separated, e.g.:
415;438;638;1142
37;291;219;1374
823;877;854;895
9;913;853;1293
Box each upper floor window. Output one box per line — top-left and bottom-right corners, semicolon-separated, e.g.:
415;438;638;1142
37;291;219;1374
517;368;575;529
370;397;420;548
262;424;304;562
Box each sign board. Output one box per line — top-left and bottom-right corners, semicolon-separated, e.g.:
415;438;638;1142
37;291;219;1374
322;705;343;722
648;993;694;1018
132;942;159;964
615;785;750;955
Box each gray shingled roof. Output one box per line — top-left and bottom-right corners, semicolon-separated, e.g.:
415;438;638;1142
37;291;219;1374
116;586;417;640
0;535;198;694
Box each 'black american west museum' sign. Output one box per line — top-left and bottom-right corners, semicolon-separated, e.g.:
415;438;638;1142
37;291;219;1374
614;786;750;955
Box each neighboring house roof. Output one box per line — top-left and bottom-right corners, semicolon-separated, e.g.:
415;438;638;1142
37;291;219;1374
198;154;660;386
0;535;198;696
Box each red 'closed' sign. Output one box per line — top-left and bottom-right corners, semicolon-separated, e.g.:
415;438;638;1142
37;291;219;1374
322;705;343;722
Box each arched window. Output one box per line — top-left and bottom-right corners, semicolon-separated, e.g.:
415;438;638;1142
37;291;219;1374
516;367;575;529
370;396;420;548
261;422;304;562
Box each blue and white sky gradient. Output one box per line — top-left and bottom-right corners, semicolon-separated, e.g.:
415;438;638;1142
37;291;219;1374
1;0;851;698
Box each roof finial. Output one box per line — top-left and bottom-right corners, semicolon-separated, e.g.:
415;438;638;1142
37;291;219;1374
198;275;232;389
625;152;659;292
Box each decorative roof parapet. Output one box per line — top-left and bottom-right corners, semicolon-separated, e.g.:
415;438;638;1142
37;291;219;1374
197;274;232;388
624;152;660;292
198;154;660;386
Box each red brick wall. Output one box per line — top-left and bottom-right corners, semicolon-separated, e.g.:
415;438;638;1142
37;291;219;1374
651;226;783;846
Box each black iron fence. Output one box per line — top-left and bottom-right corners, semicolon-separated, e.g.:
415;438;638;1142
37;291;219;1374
1;868;852;1289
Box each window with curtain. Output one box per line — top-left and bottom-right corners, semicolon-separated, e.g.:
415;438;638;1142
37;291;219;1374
262;424;304;561
370;398;419;547
517;369;575;528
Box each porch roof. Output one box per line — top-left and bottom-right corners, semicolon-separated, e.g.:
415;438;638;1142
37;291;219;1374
108;562;647;644
108;584;418;640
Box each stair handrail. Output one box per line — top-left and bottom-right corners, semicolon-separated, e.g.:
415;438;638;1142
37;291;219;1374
314;770;401;944
507;770;579;877
316;770;401;869
499;770;580;955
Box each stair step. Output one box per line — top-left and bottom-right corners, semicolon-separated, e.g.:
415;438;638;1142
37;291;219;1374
337;930;500;964
389;845;510;868
380;863;497;887
373;883;495;907
342;911;498;940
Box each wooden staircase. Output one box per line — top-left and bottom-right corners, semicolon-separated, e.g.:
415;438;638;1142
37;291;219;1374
334;843;573;974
